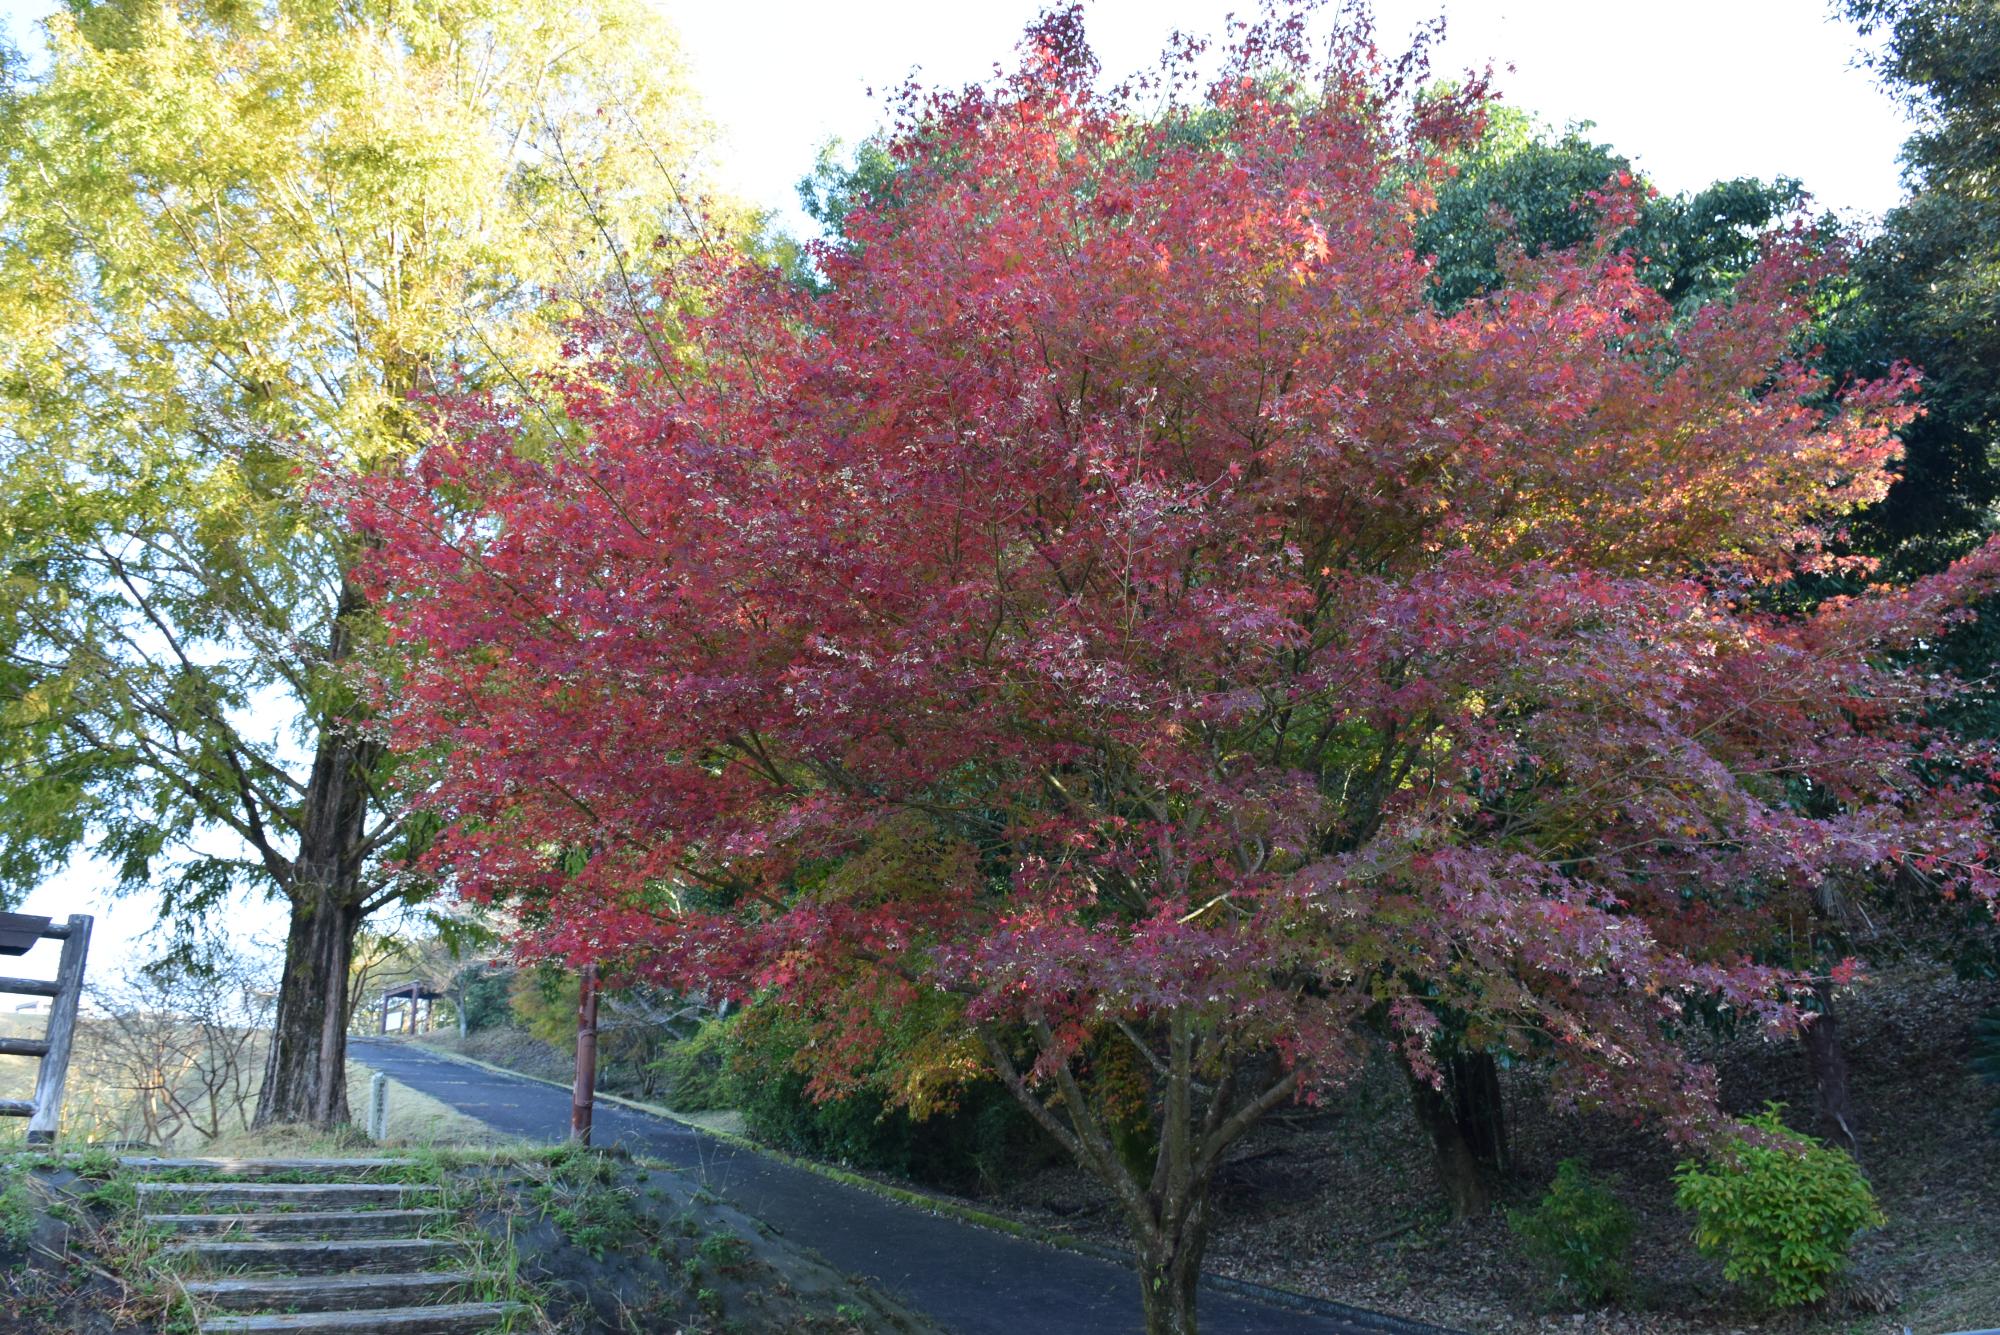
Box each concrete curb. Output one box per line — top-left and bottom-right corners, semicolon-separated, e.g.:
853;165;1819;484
365;1037;1470;1335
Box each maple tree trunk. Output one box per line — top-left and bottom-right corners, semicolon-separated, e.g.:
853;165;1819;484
1132;1014;1215;1335
1135;1218;1207;1335
980;1014;1300;1335
1449;1050;1509;1172
1403;1053;1505;1218
254;576;379;1130
1803;980;1858;1151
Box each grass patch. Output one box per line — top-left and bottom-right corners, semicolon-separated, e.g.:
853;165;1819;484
344;1060;522;1150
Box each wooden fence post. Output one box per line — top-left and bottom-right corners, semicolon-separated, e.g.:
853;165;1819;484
26;914;92;1146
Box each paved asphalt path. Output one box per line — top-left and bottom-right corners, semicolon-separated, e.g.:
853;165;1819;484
352;1038;1446;1335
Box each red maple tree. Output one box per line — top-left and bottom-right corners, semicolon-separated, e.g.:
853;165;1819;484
354;10;2000;1331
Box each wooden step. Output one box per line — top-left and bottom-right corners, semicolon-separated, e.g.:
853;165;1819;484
197;1302;524;1333
121;1156;418;1178
147;1208;446;1239
160;1236;460;1275
140;1182;427;1211
181;1271;489;1313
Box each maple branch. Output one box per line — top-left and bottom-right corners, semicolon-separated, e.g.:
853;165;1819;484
1027;1015;1154;1231
976;1025;1083;1162
1198;1066;1300;1169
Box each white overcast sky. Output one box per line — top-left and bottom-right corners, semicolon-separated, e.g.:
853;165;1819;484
2;0;1915;228
656;0;1916;233
0;0;1916;977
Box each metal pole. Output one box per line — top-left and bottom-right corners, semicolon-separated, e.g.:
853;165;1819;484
571;962;599;1145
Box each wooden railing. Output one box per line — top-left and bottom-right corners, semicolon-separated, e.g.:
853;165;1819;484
0;914;93;1145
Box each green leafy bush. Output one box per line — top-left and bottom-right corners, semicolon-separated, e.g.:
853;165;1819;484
1507;1159;1635;1304
453;964;514;1034
729;1021;927;1176
1672;1105;1884;1308
0;1166;35;1255
725;1001;1058;1191
654;1014;744;1111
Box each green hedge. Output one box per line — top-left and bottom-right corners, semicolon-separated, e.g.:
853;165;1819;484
658;1004;1060;1193
1509;1159;1634;1304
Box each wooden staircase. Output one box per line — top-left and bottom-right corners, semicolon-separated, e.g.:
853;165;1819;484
123;1157;525;1334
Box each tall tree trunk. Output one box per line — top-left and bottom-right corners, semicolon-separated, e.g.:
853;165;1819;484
254;576;379;1129
1803;979;1858;1151
1133;1011;1213;1335
1448;1050;1509;1172
255;880;362;1127
1403;1051;1506;1218
1135;1210;1207;1335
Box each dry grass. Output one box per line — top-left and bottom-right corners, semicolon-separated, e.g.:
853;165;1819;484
0;1011;46;1106
417;1026;575;1084
343;1058;520;1150
0;1011;151;1149
0;1004;517;1154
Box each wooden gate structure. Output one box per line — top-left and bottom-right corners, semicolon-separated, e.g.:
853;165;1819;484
377;980;441;1035
0;912;93;1145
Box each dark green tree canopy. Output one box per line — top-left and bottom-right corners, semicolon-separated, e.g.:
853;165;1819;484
1417;107;1812;314
1842;0;2000;575
806;104;1812;325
